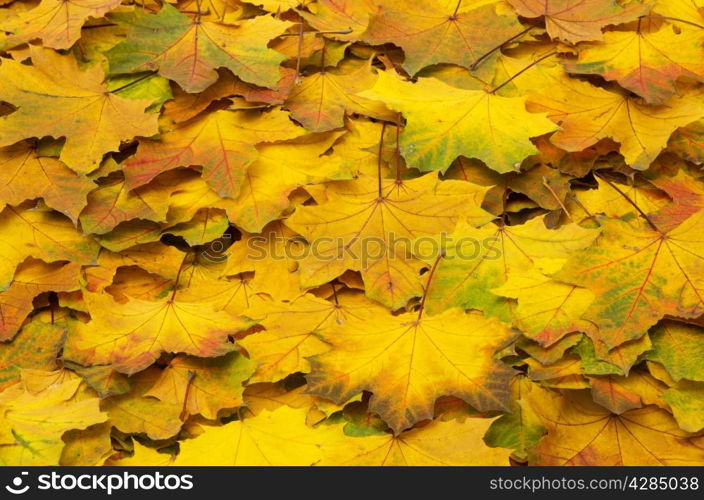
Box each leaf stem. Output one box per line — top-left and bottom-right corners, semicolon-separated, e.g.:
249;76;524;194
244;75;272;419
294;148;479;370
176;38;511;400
279;28;354;37
595;173;662;233
194;0;203;22
395;114;402;184
641;14;704;31
377;121;387;198
170;251;191;302
417;250;445;321
82;23;117;30
320;38;327;71
110;71;156;93
295;21;305;85
569;192;600;227
452;0;462;18
542;175;573;221
488;51;557;94
470;25;535;71
330;281;339;306
179;371;196;421
181;9;210;15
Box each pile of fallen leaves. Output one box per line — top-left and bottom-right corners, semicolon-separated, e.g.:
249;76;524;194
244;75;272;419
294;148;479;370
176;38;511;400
1;0;704;466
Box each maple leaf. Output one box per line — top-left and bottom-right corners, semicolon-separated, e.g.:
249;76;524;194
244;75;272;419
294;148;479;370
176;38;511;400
0;313;65;391
565;24;704;104
0;370;106;466
162;67;294;123
320;416;511;465
60;421;113;466
83;243;186;292
0;142;93;222
307;308;516;433
65;289;247;375
587;369;669;414
146;351;255;419
287;173;493;309
0;203;100;291
242;293;389;382
555;211;704;349
0;0;121;49
652;0;704;24
575;176;670;229
222;221;304;300
362;0;524;75
663;381;704;432
528;390;704;465
360;71;558;172
526;73;704;169
106;5;292;93
78;176;172;234
649;168;704;230
124;107;304;198
299;0;376;41
484;376;546;460
68;363;129;398
646;321;704;382
164;207;229;245
579;333;653;376
102;367;185;440
493;268;596;346
241;381;357;418
0;260;80;341
173;406;338;465
589;375;644;414
507;0;652;43
425;215;599;320
0;48;159;173
285;59;395;132
227;131;351;233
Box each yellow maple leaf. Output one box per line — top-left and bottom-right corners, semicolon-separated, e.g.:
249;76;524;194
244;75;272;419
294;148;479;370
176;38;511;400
174;406;338;465
0;0;121;49
146;352;255;419
528;389;704;465
566;25;704;104
124;107;304;198
0;370;106;465
227;131;350;233
527;74;704;169
555;210;704;349
319;416;511;465
287;173;493;309
107;5;292;93
65;289;247;374
0;141;93;222
360;70;558;172
242;292;387;382
0;260;80;341
0;203;100;291
0;48;159;173
286;59;395;132
307;307;516;433
507;0;652;43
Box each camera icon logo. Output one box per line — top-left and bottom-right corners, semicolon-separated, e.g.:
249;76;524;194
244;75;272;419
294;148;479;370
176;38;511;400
5;471;29;494
201;233;232;263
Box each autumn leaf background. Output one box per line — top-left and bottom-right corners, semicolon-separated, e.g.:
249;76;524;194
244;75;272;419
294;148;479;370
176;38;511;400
1;0;704;466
